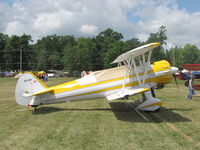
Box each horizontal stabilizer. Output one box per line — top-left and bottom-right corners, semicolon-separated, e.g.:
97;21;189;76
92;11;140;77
33;88;54;96
106;88;149;101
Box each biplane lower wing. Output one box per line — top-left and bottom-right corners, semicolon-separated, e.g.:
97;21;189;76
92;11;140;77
106;88;150;101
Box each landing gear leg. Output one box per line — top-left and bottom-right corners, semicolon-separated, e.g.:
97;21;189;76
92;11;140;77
124;95;129;100
154;108;160;112
151;88;155;98
32;106;38;111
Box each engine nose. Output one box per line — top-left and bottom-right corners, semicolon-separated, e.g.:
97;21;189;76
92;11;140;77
171;67;179;74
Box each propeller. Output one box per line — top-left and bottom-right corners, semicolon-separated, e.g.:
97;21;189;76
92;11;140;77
165;48;179;88
171;67;179;88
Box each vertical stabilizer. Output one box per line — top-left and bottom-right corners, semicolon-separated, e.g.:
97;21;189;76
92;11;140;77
15;72;47;106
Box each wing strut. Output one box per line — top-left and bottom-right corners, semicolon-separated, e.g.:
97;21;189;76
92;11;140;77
132;58;142;85
121;50;152;89
113;42;160;90
142;51;152;84
122;58;133;90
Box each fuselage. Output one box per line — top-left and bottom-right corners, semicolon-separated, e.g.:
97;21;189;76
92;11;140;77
34;60;174;106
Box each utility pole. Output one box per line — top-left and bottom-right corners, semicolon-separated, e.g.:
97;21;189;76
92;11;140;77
20;50;22;72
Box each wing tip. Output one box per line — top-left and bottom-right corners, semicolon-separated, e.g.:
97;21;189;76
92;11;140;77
147;42;160;47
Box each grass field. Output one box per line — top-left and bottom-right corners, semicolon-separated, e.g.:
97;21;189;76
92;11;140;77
0;77;200;150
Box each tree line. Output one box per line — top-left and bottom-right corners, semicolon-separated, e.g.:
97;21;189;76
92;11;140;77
0;26;200;72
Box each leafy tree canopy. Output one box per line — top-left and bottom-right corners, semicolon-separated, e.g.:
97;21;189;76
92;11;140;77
0;26;200;72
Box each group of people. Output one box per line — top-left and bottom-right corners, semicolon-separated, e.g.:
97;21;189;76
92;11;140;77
37;73;48;81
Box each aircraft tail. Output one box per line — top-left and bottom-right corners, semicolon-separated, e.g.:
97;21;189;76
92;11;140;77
15;72;47;106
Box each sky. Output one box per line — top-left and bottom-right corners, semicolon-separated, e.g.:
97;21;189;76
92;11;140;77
0;0;200;48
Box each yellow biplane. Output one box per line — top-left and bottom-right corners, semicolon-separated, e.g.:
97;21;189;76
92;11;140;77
15;43;178;113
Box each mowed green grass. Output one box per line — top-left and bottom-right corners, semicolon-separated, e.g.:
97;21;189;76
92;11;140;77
0;77;200;150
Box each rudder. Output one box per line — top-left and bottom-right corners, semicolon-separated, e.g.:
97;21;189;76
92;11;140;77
15;72;47;106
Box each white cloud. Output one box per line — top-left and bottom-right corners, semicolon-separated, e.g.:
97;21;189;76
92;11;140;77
33;10;73;34
132;0;200;47
0;0;199;48
1;0;139;39
80;24;98;35
4;21;25;35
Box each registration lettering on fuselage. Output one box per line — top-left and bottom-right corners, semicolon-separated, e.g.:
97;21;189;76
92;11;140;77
24;79;32;82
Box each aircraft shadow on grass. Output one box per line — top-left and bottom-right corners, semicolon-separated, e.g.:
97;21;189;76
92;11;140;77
109;102;191;123
32;102;191;123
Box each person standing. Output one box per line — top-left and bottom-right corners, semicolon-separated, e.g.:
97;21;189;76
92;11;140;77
44;73;48;81
187;78;194;100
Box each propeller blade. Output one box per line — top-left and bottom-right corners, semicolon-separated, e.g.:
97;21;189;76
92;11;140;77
173;74;179;89
166;46;179;89
171;67;179;89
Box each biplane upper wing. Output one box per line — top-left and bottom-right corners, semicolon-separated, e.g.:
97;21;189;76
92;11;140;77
112;42;160;64
106;88;150;101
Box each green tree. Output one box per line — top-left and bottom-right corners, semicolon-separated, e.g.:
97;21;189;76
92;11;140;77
146;26;167;62
63;37;97;71
63;44;78;71
168;44;200;67
19;34;34;70
104;41;129;68
0;33;8;71
35;35;76;70
76;38;95;71
94;28;124;69
126;38;141;49
182;44;200;64
4;35;21;71
168;46;183;67
4;34;33;71
95;28;123;53
37;48;48;70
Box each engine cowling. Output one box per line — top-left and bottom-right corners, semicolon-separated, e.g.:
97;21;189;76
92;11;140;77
152;60;173;84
